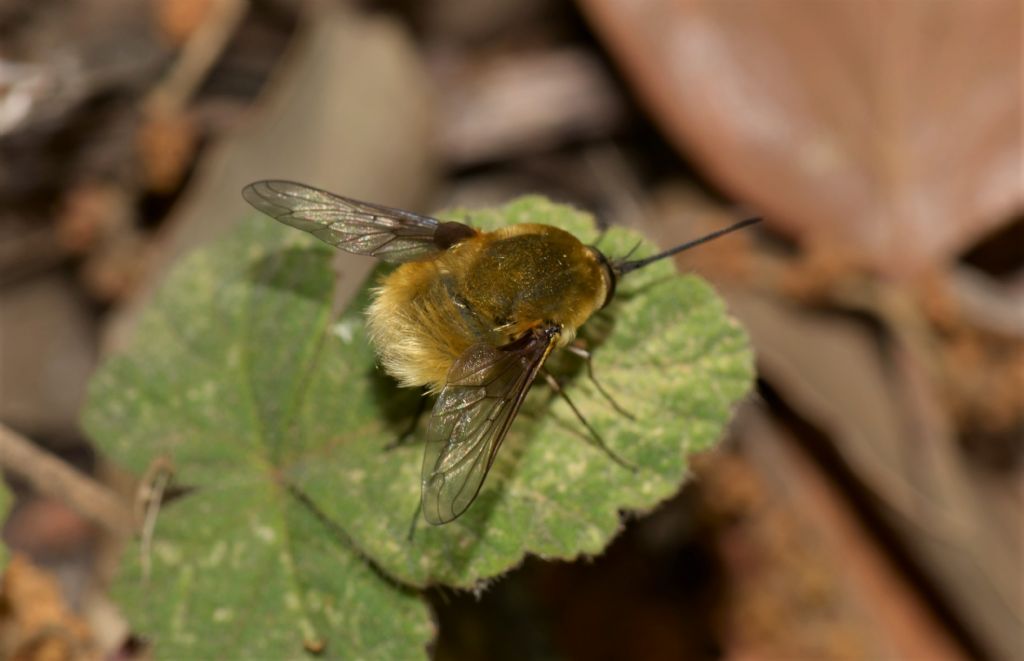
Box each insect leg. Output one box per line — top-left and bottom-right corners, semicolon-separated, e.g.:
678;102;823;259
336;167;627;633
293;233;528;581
542;369;636;471
619;239;644;263
406;500;422;542
385;394;430;451
564;343;635;420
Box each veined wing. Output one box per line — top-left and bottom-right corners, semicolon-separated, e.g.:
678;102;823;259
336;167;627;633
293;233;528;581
242;180;476;263
421;328;559;525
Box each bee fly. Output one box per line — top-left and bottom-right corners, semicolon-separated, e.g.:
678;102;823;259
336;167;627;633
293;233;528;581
243;181;759;524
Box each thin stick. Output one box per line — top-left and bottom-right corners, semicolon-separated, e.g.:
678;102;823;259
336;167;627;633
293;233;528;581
0;422;134;535
138;458;173;581
143;0;249;116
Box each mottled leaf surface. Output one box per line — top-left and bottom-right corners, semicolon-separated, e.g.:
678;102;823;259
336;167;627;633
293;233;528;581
84;197;754;625
83;223;433;659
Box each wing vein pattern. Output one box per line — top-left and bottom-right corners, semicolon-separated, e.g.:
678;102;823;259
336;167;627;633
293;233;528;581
242;180;446;263
421;330;558;524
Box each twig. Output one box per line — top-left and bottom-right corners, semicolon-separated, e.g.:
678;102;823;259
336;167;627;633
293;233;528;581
143;0;249;117
0;422;135;535
136;457;174;581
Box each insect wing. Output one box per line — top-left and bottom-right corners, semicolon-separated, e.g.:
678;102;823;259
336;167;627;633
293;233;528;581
242;180;468;263
421;332;557;525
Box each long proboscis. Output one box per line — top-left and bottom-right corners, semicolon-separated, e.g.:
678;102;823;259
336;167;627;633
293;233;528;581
613;216;762;276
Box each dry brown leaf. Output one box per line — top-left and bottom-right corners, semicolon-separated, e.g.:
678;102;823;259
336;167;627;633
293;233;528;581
581;0;1022;277
0;555;98;661
56;183;133;256
154;0;216;46
727;289;1023;658
705;410;969;661
136;114;199;194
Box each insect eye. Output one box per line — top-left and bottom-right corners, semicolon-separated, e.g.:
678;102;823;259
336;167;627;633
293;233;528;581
588;247;617;308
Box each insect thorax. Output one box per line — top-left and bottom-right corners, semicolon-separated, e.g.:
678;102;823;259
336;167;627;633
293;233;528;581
454;225;607;340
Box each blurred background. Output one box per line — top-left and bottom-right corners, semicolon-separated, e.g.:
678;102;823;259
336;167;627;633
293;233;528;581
0;0;1021;658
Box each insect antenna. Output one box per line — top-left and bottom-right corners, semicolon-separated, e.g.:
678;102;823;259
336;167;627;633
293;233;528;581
614;216;761;276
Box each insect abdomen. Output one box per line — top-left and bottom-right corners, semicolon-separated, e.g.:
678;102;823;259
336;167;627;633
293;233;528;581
366;261;478;393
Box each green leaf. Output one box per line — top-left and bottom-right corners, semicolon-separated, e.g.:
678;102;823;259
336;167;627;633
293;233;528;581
83;222;434;659
315;197;754;587
84;196;754;636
